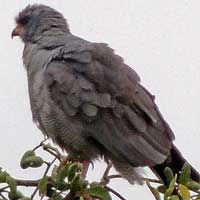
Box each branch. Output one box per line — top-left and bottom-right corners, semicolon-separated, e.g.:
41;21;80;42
142;177;162;184
104;186;127;200
15;179;39;187
31;157;57;199
107;175;121;180
42;144;62;161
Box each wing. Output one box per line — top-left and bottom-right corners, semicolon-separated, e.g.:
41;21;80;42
44;41;174;167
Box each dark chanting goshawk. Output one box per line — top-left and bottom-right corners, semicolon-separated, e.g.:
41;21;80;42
12;4;200;184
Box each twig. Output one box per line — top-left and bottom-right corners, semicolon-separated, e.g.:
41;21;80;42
107;174;121;180
0;186;9;193
44;158;57;176
0;193;7;200
32;138;48;151
30;184;40;198
81;193;93;200
30;182;41;198
102;162;112;179
43;144;62;161
31;157;56;199
104;186;127;200
100;162;112;185
191;194;200;198
45;144;62;158
142;177;162;184
15;179;39;187
44;144;63;158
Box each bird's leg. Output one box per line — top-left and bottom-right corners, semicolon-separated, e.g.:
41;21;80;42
81;160;90;178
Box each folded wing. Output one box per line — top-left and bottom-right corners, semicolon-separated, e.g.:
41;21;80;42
44;41;174;167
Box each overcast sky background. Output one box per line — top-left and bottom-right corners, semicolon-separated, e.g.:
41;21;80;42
1;0;200;199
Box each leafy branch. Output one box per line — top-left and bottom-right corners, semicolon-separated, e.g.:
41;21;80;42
0;140;200;200
146;164;200;200
0;140;123;200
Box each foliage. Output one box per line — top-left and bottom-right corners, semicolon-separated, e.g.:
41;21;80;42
147;164;200;200
0;140;114;200
0;140;200;200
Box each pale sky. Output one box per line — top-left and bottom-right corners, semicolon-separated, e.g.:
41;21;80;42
1;0;200;199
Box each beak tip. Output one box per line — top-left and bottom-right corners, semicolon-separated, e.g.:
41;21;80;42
11;25;21;39
11;30;17;39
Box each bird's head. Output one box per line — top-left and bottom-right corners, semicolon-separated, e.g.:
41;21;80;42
12;4;70;43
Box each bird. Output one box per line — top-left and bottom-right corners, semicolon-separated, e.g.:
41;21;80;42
12;4;200;184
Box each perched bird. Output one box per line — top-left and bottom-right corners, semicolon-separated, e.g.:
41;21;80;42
12;4;200;184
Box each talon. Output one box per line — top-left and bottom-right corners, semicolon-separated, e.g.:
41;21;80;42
59;156;73;168
90;161;94;170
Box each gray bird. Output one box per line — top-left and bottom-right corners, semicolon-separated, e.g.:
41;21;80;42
12;4;200;184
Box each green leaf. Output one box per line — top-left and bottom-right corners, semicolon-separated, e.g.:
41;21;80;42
157;185;167;194
55;165;69;183
80;179;89;190
186;180;200;191
53;165;70;190
146;182;161;200
55;182;69;191
21;150;35;158
179;184;190;200
51;165;59;180
70;175;81;193
70;175;88;193
90;182;99;187
11;190;25;200
169;195;180;200
164;175;177;200
38;176;49;196
20;150;35;168
164;167;174;186
18;198;32;200
179;163;191;185
67;162;82;182
0;171;9;183
50;192;64;200
195;195;200;200
6;176;17;199
20;156;44;169
85;186;112;200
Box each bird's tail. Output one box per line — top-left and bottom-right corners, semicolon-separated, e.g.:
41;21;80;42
152;144;200;184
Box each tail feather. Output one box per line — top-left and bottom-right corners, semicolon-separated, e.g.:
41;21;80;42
152;144;200;184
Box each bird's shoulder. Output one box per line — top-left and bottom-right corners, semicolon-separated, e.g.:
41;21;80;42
48;35;141;97
44;36;173;138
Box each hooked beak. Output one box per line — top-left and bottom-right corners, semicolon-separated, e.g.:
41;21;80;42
11;24;23;38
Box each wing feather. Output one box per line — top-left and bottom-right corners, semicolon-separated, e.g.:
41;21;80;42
44;41;174;167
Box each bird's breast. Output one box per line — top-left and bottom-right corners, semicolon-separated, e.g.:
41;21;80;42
35;99;99;160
